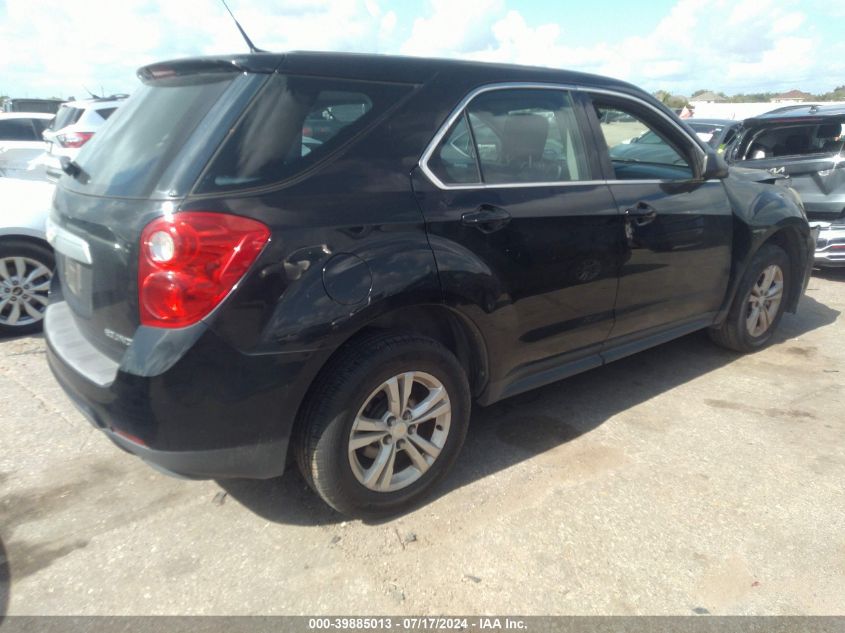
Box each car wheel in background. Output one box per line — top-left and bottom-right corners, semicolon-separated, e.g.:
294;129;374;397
0;239;54;336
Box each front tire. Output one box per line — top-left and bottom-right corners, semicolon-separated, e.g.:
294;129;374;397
295;333;471;517
0;239;54;336
709;244;790;353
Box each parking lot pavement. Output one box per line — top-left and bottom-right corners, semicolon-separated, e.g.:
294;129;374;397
1;271;844;616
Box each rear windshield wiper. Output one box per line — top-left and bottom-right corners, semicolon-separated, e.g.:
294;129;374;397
59;156;89;182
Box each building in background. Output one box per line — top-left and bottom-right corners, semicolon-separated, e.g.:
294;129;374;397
770;90;813;104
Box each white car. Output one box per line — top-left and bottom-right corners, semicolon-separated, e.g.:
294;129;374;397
0;113;53;180
41;96;126;179
0;176;55;334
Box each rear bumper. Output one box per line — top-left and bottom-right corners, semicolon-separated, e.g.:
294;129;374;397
45;301;323;480
75;387;287;479
107;428;286;480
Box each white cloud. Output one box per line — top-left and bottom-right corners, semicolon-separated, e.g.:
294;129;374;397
400;0;503;56
0;0;842;99
0;0;398;98
400;0;845;95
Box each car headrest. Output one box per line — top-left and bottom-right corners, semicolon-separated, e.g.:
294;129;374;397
817;123;841;138
502;114;549;162
784;134;808;152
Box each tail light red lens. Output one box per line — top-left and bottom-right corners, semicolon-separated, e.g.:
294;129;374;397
56;132;94;148
138;212;270;328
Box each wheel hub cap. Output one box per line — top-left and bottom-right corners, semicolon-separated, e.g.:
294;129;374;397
745;264;783;338
392;421;408;439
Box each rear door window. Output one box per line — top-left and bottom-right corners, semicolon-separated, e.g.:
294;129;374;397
427;88;591;186
467;90;590;184
196;74;412;193
427;113;480;185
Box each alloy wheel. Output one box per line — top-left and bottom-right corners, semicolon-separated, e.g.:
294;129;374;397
0;256;52;328
745;264;783;337
348;371;451;492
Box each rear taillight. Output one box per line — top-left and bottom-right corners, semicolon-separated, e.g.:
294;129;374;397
56;131;94;148
138;212;270;328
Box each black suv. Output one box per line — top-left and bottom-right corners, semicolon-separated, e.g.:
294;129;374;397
45;52;815;516
725;104;845;220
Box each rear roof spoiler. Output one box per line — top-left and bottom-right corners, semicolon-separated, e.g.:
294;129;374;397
137;54;282;83
744;112;845;126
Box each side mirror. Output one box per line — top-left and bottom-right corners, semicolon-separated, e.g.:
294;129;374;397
701;150;729;180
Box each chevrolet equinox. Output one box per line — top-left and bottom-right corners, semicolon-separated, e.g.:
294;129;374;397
44;52;816;516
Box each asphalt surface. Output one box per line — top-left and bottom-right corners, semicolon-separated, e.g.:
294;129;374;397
1;270;844;616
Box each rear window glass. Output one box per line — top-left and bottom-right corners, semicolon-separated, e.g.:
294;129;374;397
97;107;118;120
739;120;845;160
51;106;83;131
0;119;38;141
196;74;412;193
32;118;51;135
69;73;235;198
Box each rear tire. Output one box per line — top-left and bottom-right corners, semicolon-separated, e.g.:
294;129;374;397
0;239;54;336
295;332;471;517
709;244;790;353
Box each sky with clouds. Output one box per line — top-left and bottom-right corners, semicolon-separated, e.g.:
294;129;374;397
1;0;843;100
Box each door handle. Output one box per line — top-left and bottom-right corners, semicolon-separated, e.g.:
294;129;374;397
461;205;511;233
624;201;658;226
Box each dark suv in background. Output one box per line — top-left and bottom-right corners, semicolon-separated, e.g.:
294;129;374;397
45;52;815;516
725;104;845;220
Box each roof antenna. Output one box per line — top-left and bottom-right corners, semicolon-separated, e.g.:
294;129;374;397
220;0;265;53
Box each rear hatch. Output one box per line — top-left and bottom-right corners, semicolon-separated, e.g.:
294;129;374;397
49;63;270;362
49;57;414;365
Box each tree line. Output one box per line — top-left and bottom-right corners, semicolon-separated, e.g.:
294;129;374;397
653;86;845;107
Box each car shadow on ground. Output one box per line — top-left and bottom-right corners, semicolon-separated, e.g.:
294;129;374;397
220;293;839;526
0;332;44;342
813;266;845;282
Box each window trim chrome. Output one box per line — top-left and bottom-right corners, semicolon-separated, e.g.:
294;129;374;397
418;82;707;191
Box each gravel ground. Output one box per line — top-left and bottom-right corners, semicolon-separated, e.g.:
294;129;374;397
1;270;843;616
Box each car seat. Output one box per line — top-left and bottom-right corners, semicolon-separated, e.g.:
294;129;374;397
783;134;809;155
747;143;769;159
818;123;844;154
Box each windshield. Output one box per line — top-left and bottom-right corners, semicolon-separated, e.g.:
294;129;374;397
688;122;724;147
